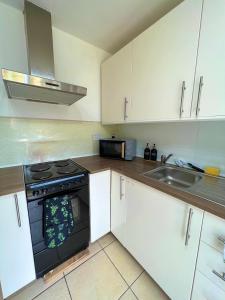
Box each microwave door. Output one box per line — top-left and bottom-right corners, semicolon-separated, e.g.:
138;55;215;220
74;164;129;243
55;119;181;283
100;141;125;159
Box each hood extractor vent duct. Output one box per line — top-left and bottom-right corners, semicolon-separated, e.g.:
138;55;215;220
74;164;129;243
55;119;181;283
2;1;87;105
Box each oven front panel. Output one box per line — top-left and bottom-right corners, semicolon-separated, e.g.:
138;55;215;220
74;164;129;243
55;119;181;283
28;185;90;277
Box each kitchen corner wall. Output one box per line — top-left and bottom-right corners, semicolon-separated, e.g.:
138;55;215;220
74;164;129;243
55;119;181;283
0;117;116;167
117;121;225;175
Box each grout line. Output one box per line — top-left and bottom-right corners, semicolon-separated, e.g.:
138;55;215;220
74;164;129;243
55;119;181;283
130;270;144;287
63;247;103;277
98;238;116;250
117;287;130;300
103;247;130;287
64;276;72;300
131;288;139;300
130;271;144;300
31;277;63;300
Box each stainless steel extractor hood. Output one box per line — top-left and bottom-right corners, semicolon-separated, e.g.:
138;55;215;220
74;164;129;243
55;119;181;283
1;1;87;105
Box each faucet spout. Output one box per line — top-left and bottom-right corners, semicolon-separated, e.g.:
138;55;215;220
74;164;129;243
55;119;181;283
161;154;173;164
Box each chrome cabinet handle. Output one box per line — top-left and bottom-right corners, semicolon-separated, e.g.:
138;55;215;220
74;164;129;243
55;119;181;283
124;98;128;121
218;236;225;262
185;208;193;246
120;176;124;200
212;270;225;282
179;81;186;118
14;194;21;227
196;76;204;117
218;236;225;244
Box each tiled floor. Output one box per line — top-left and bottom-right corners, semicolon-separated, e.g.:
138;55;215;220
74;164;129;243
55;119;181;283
9;233;169;300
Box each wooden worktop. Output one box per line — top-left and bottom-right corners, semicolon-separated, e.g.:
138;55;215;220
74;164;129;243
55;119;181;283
1;156;225;220
74;156;225;220
0;166;24;197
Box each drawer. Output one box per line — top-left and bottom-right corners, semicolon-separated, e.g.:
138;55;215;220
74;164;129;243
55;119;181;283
201;212;225;253
197;242;225;292
192;271;225;300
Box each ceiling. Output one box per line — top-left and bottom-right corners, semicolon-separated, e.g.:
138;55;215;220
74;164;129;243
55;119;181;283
1;0;183;53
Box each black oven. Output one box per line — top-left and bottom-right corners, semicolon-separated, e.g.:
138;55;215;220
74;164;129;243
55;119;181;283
27;180;90;278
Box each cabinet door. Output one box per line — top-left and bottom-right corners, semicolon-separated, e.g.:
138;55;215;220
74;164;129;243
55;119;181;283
192;0;225;118
111;171;127;244
130;0;202;122
0;192;35;298
89;171;111;242
125;179;203;300
101;43;132;124
192;271;225;300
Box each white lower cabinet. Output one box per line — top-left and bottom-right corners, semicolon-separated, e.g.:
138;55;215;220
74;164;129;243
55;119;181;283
111;172;204;300
111;171;127;244
192;212;225;299
0;191;35;299
192;271;225;300
89;170;111;242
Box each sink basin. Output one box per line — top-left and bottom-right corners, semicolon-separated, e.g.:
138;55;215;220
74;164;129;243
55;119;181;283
143;166;203;189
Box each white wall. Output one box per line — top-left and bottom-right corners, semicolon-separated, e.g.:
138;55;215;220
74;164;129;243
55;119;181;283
0;2;110;121
117;121;225;175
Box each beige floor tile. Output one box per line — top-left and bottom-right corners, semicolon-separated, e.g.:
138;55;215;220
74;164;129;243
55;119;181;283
131;272;169;300
34;279;70;300
98;233;116;248
105;241;143;285
119;289;137;300
64;241;101;275
8;273;63;300
66;250;128;300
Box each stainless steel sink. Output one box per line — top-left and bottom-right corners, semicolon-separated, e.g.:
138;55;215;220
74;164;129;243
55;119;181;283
143;166;203;189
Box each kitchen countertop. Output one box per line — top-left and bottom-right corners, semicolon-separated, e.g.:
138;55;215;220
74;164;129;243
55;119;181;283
0;166;24;197
74;156;225;220
1;156;225;220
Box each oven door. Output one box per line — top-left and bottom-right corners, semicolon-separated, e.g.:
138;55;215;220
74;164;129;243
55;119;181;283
28;185;90;277
100;140;125;159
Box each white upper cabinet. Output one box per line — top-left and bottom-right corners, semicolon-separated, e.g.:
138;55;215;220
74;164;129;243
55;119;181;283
101;43;132;124
0;192;35;298
192;0;225;119
130;0;202;122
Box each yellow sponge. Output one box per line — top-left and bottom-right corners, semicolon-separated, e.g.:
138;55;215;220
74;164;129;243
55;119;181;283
204;166;221;176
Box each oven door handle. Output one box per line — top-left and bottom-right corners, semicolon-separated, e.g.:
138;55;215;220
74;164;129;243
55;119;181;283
36;188;83;205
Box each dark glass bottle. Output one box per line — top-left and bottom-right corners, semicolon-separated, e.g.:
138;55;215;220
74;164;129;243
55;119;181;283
150;144;158;161
144;143;151;160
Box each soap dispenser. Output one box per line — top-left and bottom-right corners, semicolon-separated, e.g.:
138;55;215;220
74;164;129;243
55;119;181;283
144;143;151;160
150;144;158;161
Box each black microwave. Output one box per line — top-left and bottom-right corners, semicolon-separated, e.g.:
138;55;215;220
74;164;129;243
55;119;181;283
99;138;136;161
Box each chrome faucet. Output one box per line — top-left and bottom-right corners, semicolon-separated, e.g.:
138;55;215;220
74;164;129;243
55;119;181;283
161;154;173;164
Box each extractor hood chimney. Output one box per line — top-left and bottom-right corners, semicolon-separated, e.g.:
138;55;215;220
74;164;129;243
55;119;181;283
2;1;87;105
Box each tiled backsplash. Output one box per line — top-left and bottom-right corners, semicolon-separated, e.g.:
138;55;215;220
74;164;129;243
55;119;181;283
0;117;116;167
1;117;225;176
117;121;225;176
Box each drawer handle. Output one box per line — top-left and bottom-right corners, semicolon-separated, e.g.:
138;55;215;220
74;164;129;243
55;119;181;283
212;270;225;282
218;236;225;262
185;208;193;246
218;236;225;244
